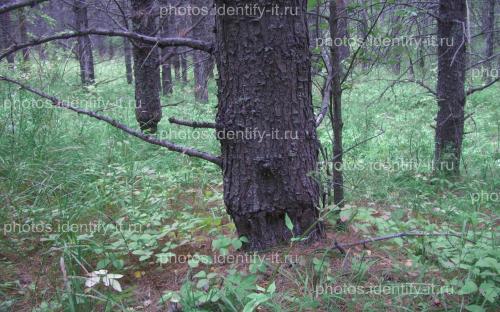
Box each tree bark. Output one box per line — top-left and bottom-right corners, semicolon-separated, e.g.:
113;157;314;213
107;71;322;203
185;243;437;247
329;0;345;208
214;0;323;250
434;0;467;173
131;0;162;132
73;0;95;85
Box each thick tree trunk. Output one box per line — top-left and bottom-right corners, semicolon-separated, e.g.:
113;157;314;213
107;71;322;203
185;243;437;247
329;0;345;208
192;0;214;102
0;11;15;64
214;0;323;250
73;0;95;85
19;8;30;62
434;0;467;173
131;0;162;132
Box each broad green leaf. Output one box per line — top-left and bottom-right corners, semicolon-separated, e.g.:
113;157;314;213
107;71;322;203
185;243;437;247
285;213;294;232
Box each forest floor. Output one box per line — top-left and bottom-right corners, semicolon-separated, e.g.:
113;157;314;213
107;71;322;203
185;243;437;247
0;60;498;311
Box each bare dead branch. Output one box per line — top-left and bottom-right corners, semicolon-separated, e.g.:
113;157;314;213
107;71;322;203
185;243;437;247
0;0;49;14
332;231;474;254
0;28;213;61
168;117;216;129
315;69;334;127
466;76;500;96
0;75;222;167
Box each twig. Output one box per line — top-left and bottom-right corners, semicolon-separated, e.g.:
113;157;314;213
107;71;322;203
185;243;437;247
467;76;500;96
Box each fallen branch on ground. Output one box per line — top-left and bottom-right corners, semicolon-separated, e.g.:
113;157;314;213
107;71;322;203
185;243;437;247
332;231;474;254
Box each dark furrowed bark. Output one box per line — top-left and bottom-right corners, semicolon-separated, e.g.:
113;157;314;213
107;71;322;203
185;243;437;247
214;0;323;250
131;0;162;132
434;0;466;173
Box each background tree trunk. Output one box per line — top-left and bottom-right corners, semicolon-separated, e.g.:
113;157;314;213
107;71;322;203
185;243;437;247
336;0;349;62
181;52;188;84
161;48;173;95
214;0;323;250
192;0;214;102
131;0;162;132
434;0;467;173
483;0;495;80
73;0;95;85
124;37;133;84
0;11;15;65
18;8;30;62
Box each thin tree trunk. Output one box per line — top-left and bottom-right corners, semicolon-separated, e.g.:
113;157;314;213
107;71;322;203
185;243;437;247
131;0;162;132
108;38;115;60
124;37;133;84
181;52;188;84
330;0;345;208
483;0;495;81
161;48;173;95
434;0;467;173
73;0;95;85
214;0;322;250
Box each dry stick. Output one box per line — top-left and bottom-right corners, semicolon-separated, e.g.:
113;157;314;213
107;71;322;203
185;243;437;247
340;0;388;86
168;117;216;129
0;28;213;61
332;231;474;254
334;129;385;161
0;0;49;14
315;70;334;127
0;75;222;167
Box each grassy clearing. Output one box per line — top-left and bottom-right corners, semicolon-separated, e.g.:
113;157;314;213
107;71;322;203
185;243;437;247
0;58;498;311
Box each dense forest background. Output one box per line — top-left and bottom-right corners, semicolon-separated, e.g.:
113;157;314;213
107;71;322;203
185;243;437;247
0;0;498;311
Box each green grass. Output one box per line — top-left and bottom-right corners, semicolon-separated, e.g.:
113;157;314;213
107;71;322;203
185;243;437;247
0;56;498;311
